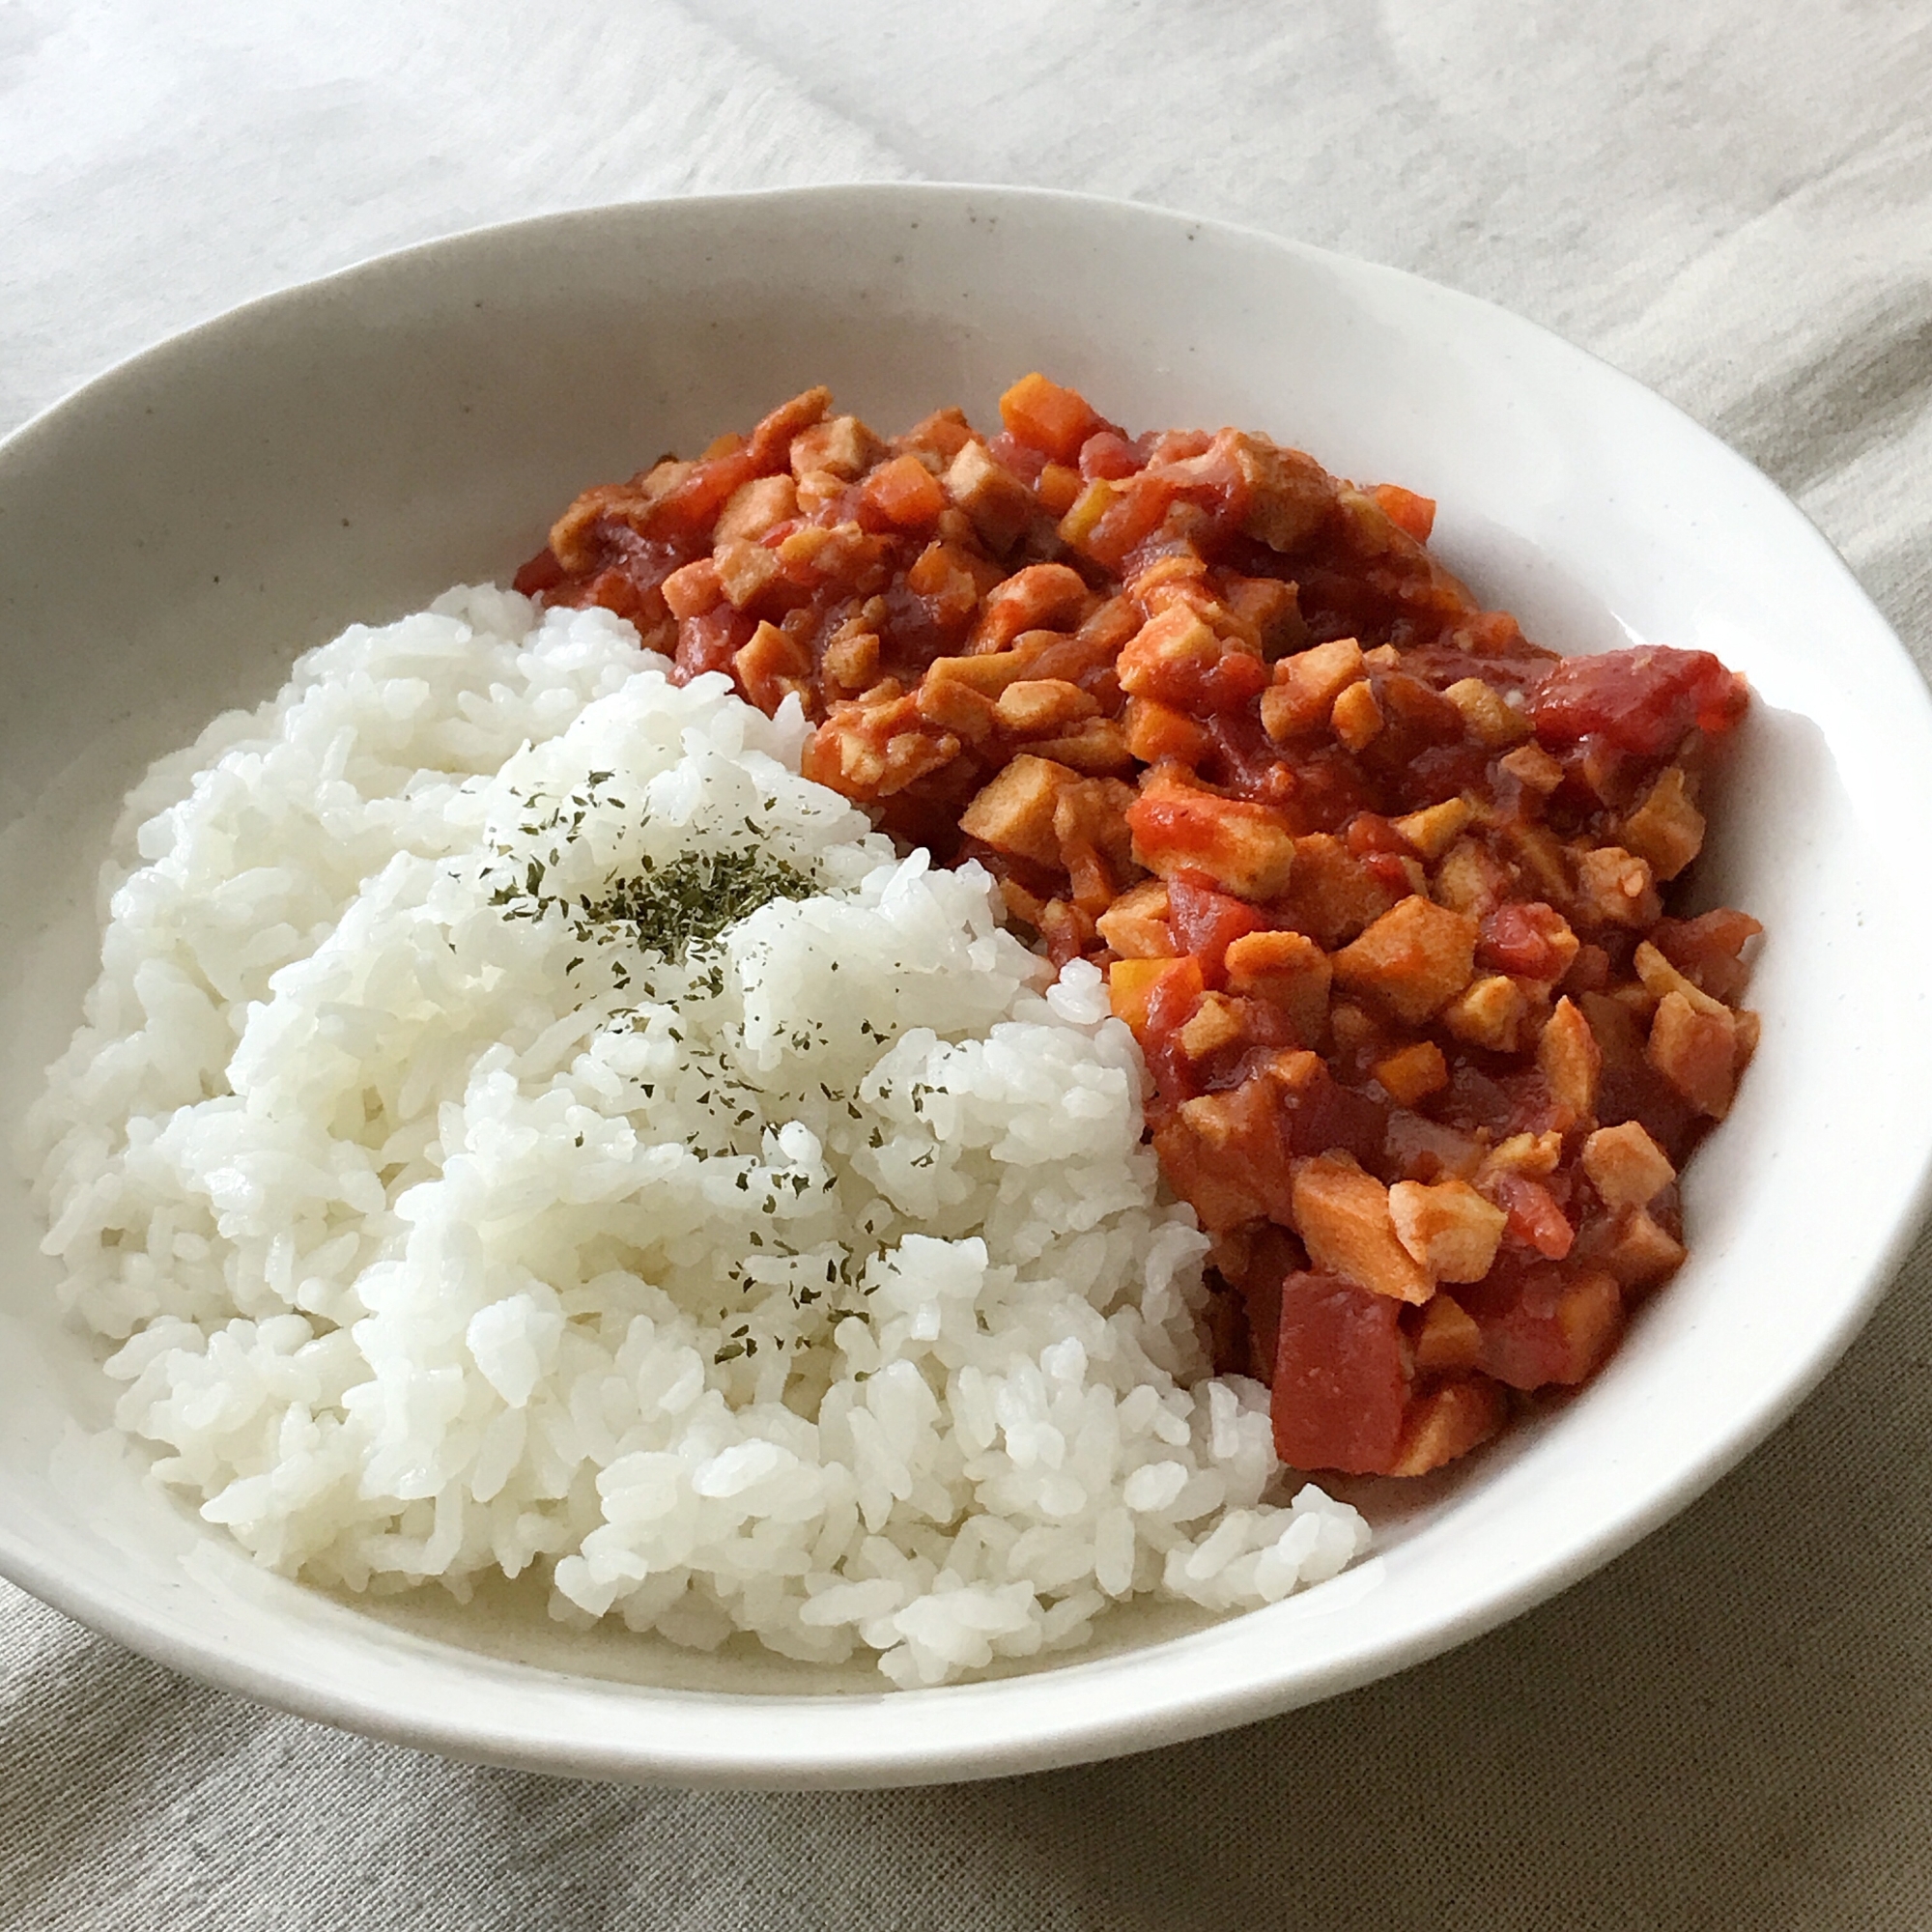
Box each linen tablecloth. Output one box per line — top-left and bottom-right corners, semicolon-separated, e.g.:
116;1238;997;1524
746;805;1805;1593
7;4;1932;1924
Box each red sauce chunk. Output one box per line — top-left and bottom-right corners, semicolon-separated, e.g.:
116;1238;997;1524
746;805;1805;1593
517;376;1762;1481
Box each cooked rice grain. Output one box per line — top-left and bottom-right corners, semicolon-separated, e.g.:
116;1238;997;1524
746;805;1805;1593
31;587;1365;1686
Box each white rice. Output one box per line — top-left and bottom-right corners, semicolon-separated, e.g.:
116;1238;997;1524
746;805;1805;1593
29;586;1367;1687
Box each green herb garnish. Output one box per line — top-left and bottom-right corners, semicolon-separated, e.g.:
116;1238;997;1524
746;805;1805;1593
582;846;815;962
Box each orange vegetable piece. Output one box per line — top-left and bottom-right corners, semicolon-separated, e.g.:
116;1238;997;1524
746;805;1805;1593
999;372;1104;464
861;453;947;530
1386;1377;1505;1475
1373;1040;1450;1108
1371;483;1436;543
1108;955;1204;1042
1035;462;1083;516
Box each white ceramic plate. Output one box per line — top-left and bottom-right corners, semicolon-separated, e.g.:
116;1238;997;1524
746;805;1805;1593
3;185;1929;1787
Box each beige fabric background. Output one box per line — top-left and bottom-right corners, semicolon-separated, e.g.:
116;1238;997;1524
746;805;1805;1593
5;3;1932;1924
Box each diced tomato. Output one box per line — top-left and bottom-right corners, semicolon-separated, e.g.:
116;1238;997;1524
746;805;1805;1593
1140;956;1212;1100
1271;1271;1410;1474
1144;427;1214;465
1344;811;1409;859
1108;954;1204;1043
1650;908;1762;1006
1479;902;1578;981
672;605;756;685
1459;1261;1624;1389
1203;707;1284;793
1357;851;1413;898
1271;1052;1390;1167
1528;646;1748;756
653;448;760;540
1079;431;1146;482
570;567;667;633
1205;649;1271;712
1165;872;1269;983
512;546;566;596
1491;1172;1576;1260
1151;1074;1297;1229
1079;473;1177;572
986;429;1049;487
999;373;1106;464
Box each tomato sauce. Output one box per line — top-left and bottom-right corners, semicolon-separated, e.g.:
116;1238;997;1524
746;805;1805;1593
515;375;1760;1479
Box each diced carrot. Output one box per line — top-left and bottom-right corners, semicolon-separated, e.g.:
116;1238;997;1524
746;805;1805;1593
1374;1040;1449;1109
1371;483;1436;543
998;372;1105;463
861;453;947;530
1036;462;1083;516
1057;478;1115;551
